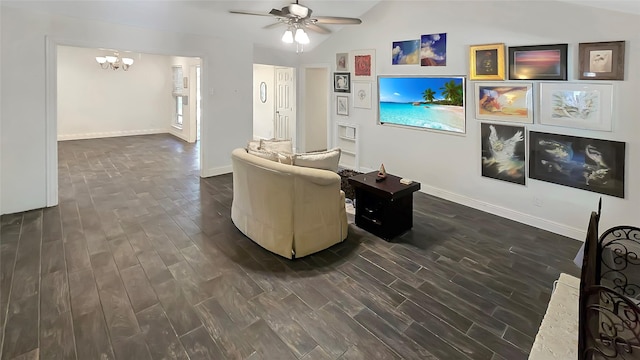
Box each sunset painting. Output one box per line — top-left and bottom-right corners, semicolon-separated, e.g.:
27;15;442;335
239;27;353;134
509;44;567;80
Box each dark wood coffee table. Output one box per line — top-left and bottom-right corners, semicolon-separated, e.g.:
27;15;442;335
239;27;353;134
348;171;421;241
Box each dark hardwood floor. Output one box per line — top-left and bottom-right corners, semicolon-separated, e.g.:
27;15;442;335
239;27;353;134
0;134;582;360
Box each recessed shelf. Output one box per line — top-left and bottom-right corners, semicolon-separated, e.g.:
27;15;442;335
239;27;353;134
336;122;359;171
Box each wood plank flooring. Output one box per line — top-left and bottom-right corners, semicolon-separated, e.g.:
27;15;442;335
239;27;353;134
0;134;582;360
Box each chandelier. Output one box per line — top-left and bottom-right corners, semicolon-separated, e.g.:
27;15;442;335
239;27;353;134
95;52;134;71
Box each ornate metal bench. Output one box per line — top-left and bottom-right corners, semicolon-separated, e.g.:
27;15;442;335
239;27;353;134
529;202;640;360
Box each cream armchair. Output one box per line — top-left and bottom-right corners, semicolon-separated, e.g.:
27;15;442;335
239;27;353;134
231;148;348;259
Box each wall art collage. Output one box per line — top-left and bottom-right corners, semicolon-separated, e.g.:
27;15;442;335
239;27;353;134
331;38;626;198
472;41;626;198
334;50;376;116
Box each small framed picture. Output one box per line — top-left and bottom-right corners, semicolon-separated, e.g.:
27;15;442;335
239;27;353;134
353;82;372;109
350;49;376;81
509;44;568;80
334;72;351;93
469;43;505;80
336;53;348;71
336;95;349;116
578;41;625;80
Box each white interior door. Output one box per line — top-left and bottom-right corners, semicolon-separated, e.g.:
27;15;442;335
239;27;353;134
275;67;295;141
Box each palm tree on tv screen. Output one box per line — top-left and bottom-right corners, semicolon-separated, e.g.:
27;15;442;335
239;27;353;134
422;88;436;103
439;80;463;106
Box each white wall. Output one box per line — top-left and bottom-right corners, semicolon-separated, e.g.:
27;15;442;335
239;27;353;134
300;0;640;239
254;45;299;68
0;6;253;214
57;45;172;140
169;55;201;143
253;64;275;140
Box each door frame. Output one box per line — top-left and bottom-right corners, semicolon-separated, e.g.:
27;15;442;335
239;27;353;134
45;36;208;207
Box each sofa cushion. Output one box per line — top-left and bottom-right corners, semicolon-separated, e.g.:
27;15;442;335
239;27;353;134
260;139;293;154
293;148;341;172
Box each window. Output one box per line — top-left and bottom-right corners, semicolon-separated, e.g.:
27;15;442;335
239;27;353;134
175;96;183;126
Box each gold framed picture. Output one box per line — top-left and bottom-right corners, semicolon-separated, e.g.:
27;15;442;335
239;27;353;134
469;43;506;81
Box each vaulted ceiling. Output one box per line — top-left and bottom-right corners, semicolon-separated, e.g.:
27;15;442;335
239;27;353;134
2;0;638;52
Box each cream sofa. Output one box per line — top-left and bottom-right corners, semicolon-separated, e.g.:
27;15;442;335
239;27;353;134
231;148;348;259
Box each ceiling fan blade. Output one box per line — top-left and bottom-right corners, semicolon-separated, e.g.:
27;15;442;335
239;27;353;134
269;8;286;17
263;22;285;30
305;23;331;34
229;10;272;17
313;16;362;25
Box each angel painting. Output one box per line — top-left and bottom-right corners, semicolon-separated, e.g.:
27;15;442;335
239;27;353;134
481;123;526;185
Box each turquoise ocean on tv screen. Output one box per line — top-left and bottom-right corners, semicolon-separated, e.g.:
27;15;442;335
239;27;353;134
379;102;463;133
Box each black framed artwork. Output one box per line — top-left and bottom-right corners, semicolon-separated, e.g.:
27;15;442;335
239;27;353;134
334;72;351;93
529;131;625;198
509;44;568;80
481;123;526;185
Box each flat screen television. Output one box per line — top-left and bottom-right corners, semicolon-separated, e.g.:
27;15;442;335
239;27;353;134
377;75;466;134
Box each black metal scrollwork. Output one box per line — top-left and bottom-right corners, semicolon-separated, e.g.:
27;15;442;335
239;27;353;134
599;227;640;299
583;286;640;359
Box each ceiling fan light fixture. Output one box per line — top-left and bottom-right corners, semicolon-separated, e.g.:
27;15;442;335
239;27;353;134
288;4;309;18
294;28;309;44
281;29;294;43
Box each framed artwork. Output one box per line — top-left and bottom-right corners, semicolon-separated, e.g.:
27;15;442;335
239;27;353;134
481;123;526;185
509;44;568;80
353;82;372;109
420;33;447;66
392;39;420;65
351;49;376;81
539;83;613;131
469;43;505;80
334;72;351;93
377;75;466;135
336;53;348;71
578;41;625;80
475;82;533;123
336;95;349;116
529;131;625;198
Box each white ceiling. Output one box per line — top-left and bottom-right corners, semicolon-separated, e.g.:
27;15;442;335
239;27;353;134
0;0;380;52
2;0;639;52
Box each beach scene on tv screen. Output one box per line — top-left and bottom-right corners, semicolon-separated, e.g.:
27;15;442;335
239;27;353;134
378;76;465;133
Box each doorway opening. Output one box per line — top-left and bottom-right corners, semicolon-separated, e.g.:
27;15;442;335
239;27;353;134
252;64;296;150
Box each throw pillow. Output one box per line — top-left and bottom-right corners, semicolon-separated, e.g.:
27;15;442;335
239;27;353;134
246;140;261;152
293;148;341;172
248;148;279;162
260;139;293;154
247;148;293;165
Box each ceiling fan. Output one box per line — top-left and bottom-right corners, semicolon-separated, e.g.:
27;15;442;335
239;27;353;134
229;0;363;37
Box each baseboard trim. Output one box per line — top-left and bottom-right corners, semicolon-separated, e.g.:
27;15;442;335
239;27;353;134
58;129;167;141
418;184;585;241
201;165;232;178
